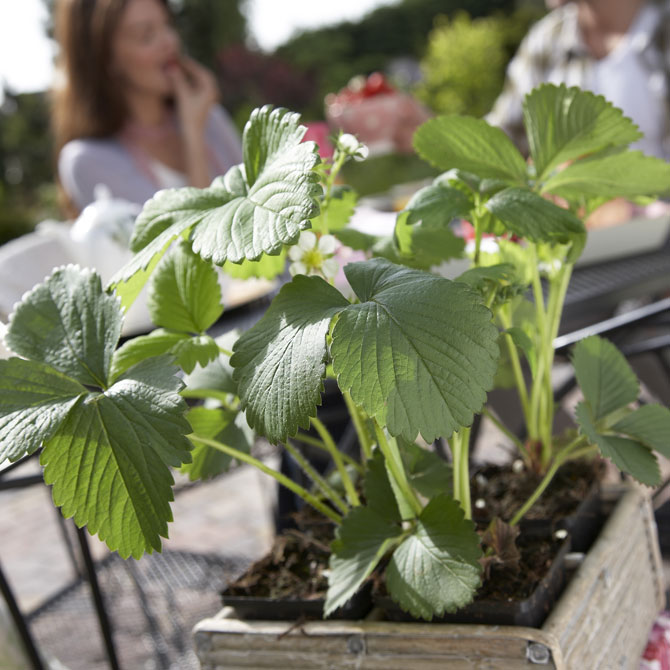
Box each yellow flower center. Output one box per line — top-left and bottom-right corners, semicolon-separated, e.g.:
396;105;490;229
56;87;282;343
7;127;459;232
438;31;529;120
303;248;324;270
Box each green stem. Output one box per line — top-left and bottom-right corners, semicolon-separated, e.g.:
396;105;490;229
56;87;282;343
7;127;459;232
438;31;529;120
539;261;573;465
556;434;588;457
342;391;373;460
485;288;498;310
509;435;588;526
498;307;531;422
563;444;597;461
373;422;423;517
282;441;349;515
320;152;347;235
191;434;342;524
474;226;483;267
539;278;560;455
528;245;548;444
509;457;561;527
293;432;364;474
472;196;484;267
528;353;545;441
450;436;460;503
481;407;531;462
451;428;472;519
311;417;360;507
217;346;233;357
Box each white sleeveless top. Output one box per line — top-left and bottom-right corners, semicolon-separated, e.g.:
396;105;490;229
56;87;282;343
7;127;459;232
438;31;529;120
148;159;188;190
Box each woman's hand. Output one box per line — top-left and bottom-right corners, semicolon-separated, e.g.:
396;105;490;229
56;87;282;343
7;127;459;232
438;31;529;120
166;56;218;187
167;56;219;139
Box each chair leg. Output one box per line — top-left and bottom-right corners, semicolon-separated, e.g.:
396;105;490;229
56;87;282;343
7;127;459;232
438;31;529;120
0;558;45;670
74;524;122;670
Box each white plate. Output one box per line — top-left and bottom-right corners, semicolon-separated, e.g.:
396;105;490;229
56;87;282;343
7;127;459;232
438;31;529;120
576;215;670;267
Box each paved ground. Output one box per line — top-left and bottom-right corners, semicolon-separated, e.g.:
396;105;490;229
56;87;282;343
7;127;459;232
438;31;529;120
1;414;668;669
0;455;277;614
0;450;278;669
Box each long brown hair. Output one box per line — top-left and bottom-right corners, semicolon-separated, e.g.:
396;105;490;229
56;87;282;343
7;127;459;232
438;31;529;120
51;0;133;156
51;0;169;214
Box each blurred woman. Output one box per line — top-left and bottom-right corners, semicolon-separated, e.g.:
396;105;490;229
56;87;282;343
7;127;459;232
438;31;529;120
52;0;243;215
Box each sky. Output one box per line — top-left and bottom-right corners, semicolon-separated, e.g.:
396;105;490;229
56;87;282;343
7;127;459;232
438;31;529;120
0;0;399;96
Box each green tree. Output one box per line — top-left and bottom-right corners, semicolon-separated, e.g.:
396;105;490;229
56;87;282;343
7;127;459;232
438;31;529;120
276;0;517;114
171;0;248;70
416;8;542;117
0;90;58;244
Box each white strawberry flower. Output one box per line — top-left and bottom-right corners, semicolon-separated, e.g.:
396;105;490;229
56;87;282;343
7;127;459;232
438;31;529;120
289;231;339;279
337;133;369;161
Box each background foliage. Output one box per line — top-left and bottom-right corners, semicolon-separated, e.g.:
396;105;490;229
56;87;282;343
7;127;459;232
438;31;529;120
276;0;521;119
0;91;58;244
0;0;542;244
416;7;541;117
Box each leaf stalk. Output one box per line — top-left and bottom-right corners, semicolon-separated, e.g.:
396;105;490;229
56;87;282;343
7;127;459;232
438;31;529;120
190;434;342;524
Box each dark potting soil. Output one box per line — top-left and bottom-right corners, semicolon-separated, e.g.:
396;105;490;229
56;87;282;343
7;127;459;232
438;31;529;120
225;459;605;613
477;532;562;602
471;458;605;523
227;524;566;608
373;530;565;607
225;515;334;600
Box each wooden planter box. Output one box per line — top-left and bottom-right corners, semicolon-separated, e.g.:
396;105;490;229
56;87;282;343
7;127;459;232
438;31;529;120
193;485;664;669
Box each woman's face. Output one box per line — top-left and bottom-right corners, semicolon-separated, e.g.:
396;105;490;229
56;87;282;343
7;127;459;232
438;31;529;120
111;0;181;98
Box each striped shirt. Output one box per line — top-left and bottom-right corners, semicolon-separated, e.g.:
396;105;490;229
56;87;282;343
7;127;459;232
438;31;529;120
487;1;670;160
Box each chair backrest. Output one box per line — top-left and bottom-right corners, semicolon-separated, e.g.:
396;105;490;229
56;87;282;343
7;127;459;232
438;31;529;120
0;227;80;323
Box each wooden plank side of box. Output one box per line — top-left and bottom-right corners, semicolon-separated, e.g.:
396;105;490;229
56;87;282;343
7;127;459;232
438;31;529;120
193;485;663;670
542;485;664;669
193;614;558;669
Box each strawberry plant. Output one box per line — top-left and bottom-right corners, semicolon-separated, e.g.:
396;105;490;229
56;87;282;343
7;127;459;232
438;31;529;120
2;87;670;621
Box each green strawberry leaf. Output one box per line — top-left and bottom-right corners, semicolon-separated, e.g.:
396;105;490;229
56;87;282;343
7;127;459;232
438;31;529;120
149;240;223;333
110;253;164;313
414;116;528;183
223;250;286;279
110;188;222;307
325;506;402;617
111;331;185;378
394;215;465;269
331;232;402;265
1;266;194;557
110;106;321;300
183;407;253;480
333;228;381;252
364;450;402;523
311;186;358;233
506;327;537;378
542;151;670;200
111;330;219;377
231;275;349;443
6;265;121;388
485;187;584;244
612;404;670;459
170;335;220;375
397;179;472;230
456;263;517;290
572;336;638;420
576;402;659;486
331;259;499;442
41;355;193;558
182;330;239;400
0;358;85;462
385;494;482;620
456;263;527;308
441;168;483;194
523;84;642;181
401;441;453;499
